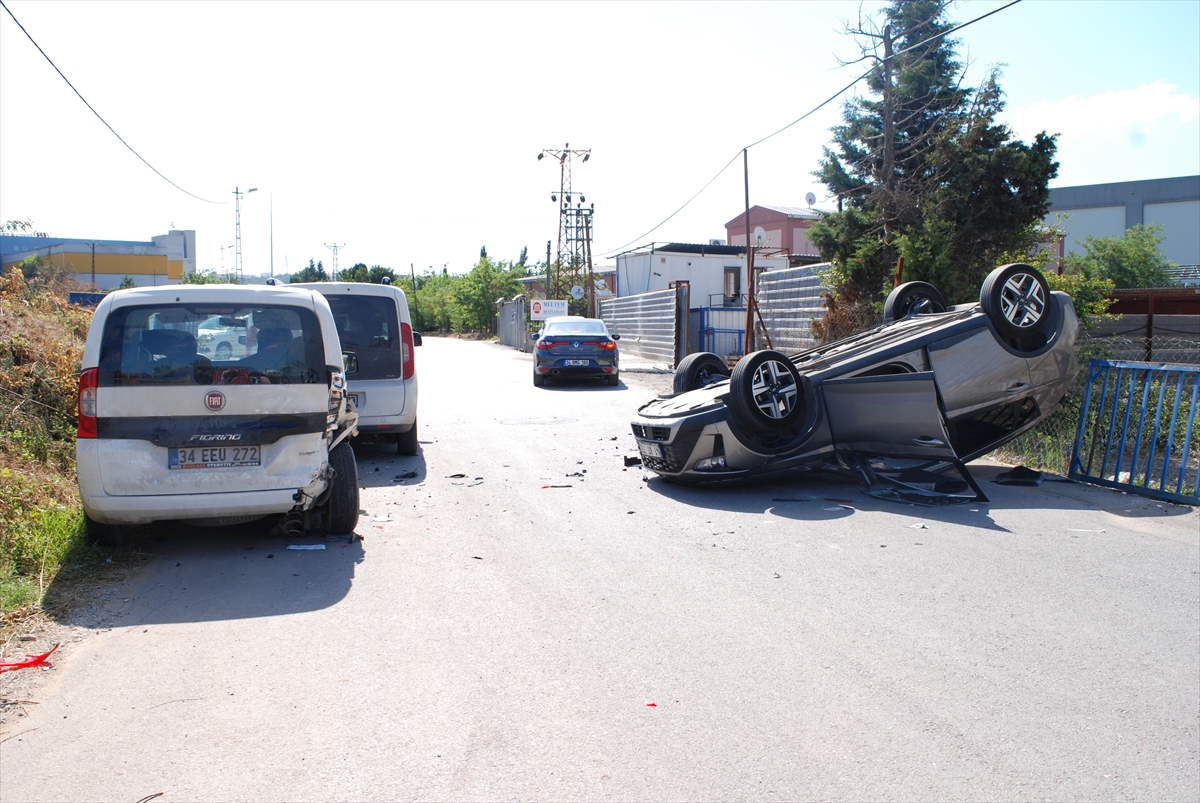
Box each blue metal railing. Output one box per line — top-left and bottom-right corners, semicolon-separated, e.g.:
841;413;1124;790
1070;360;1199;504
700;328;744;357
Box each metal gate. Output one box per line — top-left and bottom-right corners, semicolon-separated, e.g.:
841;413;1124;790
497;298;531;353
1070;360;1199;504
756;264;827;353
600;287;686;367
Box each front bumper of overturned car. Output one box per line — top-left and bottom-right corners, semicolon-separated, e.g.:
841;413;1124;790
631;402;782;484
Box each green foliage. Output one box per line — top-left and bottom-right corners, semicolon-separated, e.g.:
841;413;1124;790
290;259;328;284
117;276;137;289
182;269;225;284
451;257;528;332
811;0;1058;318
1062;224;1178;289
1045;272;1115;330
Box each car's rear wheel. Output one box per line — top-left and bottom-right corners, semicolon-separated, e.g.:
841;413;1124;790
326;441;360;535
728;350;804;431
673;352;730;393
884;281;947;322
533;372;546;387
981;263;1051;339
396;419;418;455
607;374;619;386
84;514;124;547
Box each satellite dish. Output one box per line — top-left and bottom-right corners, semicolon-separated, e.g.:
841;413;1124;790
753;226;767;247
805;192;817;206
570;285;585;300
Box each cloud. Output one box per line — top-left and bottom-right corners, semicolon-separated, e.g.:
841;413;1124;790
1003;81;1200;185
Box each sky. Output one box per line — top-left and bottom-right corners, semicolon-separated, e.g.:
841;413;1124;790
1;0;1197;277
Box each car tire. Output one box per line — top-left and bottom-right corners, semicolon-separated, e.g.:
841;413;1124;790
84;514;124;547
728;350;804;431
215;342;233;360
607;374;619;386
981;263;1052;339
326;441;360;535
533;372;546;387
884;281;947;322
673;352;730;393
396;419;418;455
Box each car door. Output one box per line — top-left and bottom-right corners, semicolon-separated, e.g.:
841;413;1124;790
821;372;958;459
927;328;1033;421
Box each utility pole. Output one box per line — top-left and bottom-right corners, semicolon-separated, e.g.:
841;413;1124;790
742;148;756;354
881;24;895;242
537;144;593;311
410;263;419;328
84;240;100;287
269;193;274;278
324;243;345;281
233;186;257;283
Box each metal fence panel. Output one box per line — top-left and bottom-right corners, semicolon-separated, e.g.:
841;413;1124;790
497;299;531;353
601;288;680;367
756;265;827;354
1070;360;1199;504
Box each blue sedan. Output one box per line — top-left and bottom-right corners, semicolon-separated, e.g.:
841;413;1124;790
531;316;620;387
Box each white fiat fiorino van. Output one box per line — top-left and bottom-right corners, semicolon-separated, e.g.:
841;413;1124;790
298;281;421;454
76;285;360;544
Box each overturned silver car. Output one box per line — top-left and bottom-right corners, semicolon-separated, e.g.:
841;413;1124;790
631;264;1079;503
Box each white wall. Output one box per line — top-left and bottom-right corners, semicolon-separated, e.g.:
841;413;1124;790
1055;206;1126;255
615;251;787;306
1144;200;1200;265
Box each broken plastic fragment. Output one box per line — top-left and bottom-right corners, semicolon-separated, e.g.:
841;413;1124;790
909;522;929;529
0;643;59;673
287;544;326;551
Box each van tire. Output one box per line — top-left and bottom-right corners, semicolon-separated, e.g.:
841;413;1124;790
84;514;124;547
397;419;418;455
326;442;360;535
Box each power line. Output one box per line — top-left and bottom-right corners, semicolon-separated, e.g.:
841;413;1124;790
600;0;1022;257
0;0;223;204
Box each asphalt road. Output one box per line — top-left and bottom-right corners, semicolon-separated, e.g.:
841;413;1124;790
2;336;1198;802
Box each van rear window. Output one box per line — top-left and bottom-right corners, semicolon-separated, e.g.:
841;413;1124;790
97;303;326;386
325;295;402;380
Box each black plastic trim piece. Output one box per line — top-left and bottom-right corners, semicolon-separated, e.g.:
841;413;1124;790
96;413;328;447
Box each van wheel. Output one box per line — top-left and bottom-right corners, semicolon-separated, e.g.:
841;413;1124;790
84;514;124;547
396;419;418;455
326;441;360;535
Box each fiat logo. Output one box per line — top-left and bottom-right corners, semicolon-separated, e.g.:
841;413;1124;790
204;390;226;412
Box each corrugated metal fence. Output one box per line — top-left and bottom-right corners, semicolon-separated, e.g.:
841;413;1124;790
497;298;531;353
601;287;686;367
756;264;827;354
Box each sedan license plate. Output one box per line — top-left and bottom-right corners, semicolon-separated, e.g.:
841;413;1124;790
169;446;261;470
564;359;590;367
638;441;664;460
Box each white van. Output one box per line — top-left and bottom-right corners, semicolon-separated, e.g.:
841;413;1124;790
76;285;360;543
299;282;421;454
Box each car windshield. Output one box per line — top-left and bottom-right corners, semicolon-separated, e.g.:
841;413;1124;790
97;303;326;386
543;320;608;336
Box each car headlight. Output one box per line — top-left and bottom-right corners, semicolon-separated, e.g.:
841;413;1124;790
694;455;728;471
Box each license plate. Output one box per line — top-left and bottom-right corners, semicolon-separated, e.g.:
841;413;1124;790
348;393;362;409
169;446;261;470
564;359;589;366
638;441;664;460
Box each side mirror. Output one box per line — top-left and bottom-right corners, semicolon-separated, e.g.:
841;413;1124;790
412;332;423;347
611;333;621;340
530;332;539;341
342;352;359;375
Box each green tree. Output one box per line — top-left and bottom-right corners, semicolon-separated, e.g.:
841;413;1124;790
182;269;224;284
368;265;396;284
339;262;370;283
810;0;1058;320
290;259;328;283
117;276;137;289
480;245;488;259
451;256;526;331
1062;224;1177;289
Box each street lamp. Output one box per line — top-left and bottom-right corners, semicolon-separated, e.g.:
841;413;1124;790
233;186;258;283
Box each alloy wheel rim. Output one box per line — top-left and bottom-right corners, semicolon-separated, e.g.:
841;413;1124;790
999;273;1046;328
750;359;798;419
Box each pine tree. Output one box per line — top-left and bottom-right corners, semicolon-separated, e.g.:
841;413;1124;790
811;0;1058;319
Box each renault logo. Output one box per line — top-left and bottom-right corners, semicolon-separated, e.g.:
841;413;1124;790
204;390;226;412
572;341;581;349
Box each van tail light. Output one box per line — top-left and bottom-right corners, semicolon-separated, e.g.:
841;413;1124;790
401;322;416;380
78;368;98;439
